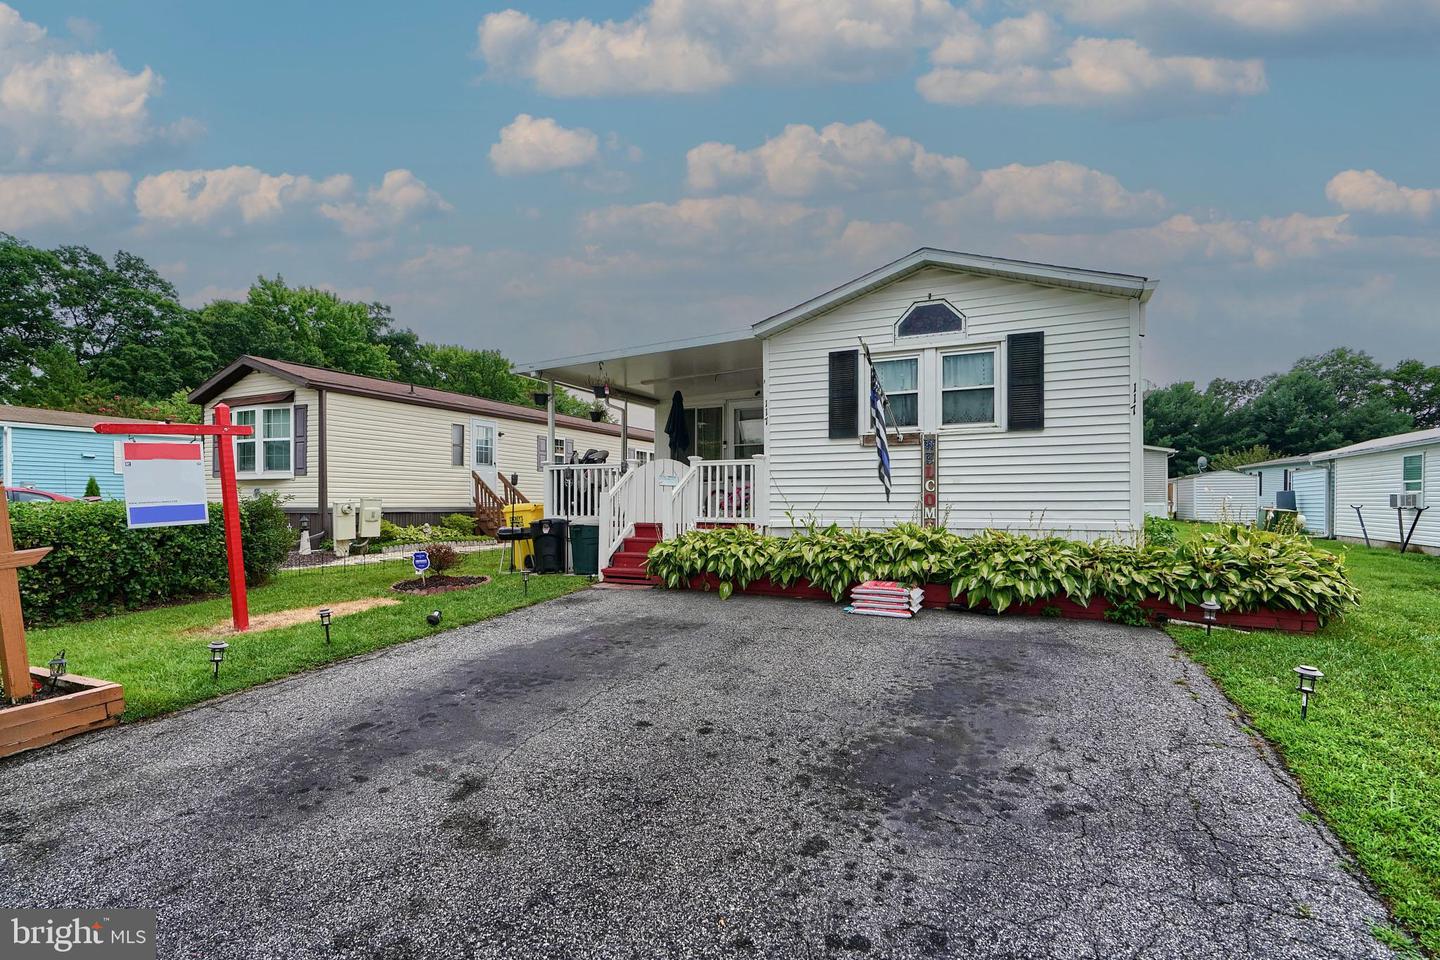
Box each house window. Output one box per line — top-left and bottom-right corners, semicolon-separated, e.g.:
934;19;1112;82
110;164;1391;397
941;350;996;425
1403;454;1424;494
898;300;965;338
473;423;495;468
872;357;919;428
232;406;291;475
631;449;654;464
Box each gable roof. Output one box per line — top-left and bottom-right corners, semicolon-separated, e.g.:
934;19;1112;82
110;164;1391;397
1310;427;1440;462
188;356;655;442
752;247;1156;339
0;404;163;429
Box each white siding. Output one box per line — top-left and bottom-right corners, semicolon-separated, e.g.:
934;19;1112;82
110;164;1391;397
203;371;322;509
1173;471;1258;522
1251;466;1290;511
1143;447;1171;517
205;370;650;514
763;266;1142;540
1330;444;1438;552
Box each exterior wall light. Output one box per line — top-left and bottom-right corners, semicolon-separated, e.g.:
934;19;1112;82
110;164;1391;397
1294;665;1323;719
319;608;332;645
208;639;229;680
1200;600;1221;635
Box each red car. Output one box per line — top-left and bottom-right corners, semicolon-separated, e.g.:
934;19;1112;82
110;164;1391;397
4;486;76;503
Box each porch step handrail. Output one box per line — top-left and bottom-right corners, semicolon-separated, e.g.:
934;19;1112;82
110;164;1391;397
598;467;642;574
667;458;702;539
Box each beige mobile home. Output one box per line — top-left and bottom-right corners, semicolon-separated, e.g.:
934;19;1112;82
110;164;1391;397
188;356;653;535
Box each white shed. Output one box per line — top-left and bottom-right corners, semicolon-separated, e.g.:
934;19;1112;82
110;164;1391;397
1172;470;1259;523
1315;427;1439;554
1143;445;1175;517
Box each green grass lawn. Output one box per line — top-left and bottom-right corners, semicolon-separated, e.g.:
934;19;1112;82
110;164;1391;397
1167;525;1440;954
27;549;590;721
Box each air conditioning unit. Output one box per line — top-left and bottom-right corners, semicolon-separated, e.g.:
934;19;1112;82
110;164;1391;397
1390;492;1424;509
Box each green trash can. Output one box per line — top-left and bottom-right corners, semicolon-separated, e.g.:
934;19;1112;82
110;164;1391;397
569;524;599;575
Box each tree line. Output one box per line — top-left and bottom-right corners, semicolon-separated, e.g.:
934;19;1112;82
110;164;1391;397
1146;348;1439;476
0;234;596;423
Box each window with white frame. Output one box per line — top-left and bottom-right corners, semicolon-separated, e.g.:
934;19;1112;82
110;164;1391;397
1403;453;1424;494
941;350;996;425
872;357;919;428
232;405;292;475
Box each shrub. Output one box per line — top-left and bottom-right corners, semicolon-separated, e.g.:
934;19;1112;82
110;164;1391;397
83;476;101;499
425;543;460;572
645;522;1359;623
12;493;294;625
441;513;477;536
1143;515;1180;548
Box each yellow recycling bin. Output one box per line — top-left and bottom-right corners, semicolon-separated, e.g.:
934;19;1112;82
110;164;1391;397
501;502;545;571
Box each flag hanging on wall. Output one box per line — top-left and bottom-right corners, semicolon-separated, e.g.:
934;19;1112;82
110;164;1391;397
860;339;897;501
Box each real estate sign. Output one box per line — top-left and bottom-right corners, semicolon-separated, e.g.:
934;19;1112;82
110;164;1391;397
121;442;209;529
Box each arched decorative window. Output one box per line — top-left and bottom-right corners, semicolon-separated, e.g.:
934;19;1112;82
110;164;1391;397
897;299;965;337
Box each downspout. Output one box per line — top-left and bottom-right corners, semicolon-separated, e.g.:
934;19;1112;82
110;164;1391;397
317;388;328;528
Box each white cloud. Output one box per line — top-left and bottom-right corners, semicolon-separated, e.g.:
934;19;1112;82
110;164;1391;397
0;170;129;228
476;0;957;96
317;170;452;236
1055;0;1440;49
0;3;185;165
581;195;844;253
687;120;971;197
939;161;1166;221
918;36;1265;108
1017;212;1353;268
490;114;600;175
1326;169;1439;220
134;166;352;227
831;220;916;261
134;166;448;236
398;244;476;275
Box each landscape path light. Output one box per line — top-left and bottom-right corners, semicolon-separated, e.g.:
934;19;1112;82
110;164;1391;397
1294;665;1323;720
1200;600;1221;635
319;608;332;645
427;610;442;626
208;639;229;680
46;649;66;693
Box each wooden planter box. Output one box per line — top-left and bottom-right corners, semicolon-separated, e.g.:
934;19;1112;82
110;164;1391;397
685;575;1319;633
0;669;124;759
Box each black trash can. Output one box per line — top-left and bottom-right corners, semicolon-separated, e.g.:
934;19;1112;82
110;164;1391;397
570;524;599;576
531;517;569;574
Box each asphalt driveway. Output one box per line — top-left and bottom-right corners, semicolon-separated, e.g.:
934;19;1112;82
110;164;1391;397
0;588;1394;959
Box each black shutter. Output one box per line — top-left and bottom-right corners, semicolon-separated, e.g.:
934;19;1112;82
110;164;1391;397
293;405;308;475
1007;332;1045;431
828;349;859;439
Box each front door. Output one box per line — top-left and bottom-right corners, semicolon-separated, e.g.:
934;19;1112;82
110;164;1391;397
471;419;498;491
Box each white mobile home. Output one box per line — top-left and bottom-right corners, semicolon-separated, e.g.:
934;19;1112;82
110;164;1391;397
1316;428;1438;554
1171;470;1259;523
188;356;653;535
1240;454;1333;537
1143;445;1175;517
521;248;1157;581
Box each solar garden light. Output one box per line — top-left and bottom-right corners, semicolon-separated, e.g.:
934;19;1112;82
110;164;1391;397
522;568;530;597
208;639;229;680
46;649;67;693
318;607;332;645
1200;599;1221;635
1294;665;1323;720
426;610;442;626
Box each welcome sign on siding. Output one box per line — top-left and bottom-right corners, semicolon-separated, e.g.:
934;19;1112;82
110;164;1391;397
121;442;210;529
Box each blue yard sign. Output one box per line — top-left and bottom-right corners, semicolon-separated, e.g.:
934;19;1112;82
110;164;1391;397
412;551;430;574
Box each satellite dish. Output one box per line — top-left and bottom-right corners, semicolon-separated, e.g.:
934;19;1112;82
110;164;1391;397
1197;455;1209;472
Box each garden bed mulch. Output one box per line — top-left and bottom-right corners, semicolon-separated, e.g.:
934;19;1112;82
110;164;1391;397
391;574;491;596
683;575;1320;633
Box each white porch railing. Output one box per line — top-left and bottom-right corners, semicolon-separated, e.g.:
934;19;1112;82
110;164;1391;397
666;455;769;537
598;466;640;572
545;463;622;523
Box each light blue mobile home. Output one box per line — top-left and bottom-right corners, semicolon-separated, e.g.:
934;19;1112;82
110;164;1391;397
1;405;166;499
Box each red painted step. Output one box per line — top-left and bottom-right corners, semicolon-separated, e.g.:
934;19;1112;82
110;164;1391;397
602;566;660;585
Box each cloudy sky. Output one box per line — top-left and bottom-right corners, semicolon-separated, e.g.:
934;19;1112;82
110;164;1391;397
2;1;1437;386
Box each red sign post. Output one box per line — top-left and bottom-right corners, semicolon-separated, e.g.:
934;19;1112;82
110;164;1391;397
95;402;255;631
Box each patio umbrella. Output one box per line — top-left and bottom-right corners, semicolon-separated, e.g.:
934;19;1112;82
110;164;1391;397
665;390;690;461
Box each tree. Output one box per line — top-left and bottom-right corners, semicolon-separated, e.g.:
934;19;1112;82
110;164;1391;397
1293;347;1387;408
1210;444;1275;471
83;476;101;498
1144;381;1229;475
1387;359;1440;429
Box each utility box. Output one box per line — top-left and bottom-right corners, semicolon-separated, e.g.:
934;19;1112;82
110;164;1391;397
332;501;358;541
359;498;383;538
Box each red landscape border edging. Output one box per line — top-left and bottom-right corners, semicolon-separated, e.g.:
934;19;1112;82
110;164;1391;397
683;575;1319;633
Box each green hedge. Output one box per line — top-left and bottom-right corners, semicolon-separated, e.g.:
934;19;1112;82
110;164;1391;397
646;523;1360;623
12;493;294;626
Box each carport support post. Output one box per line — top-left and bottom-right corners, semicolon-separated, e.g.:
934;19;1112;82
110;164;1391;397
547;380;556;468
